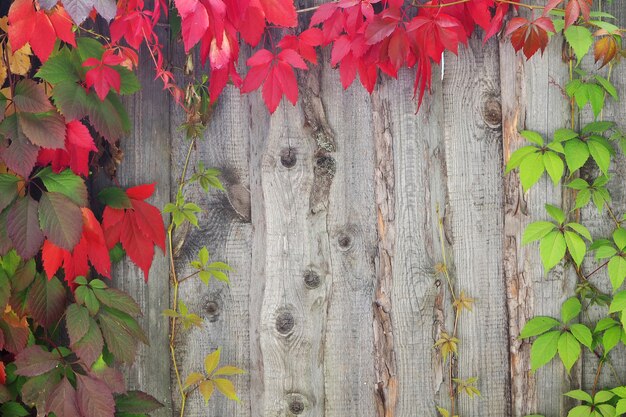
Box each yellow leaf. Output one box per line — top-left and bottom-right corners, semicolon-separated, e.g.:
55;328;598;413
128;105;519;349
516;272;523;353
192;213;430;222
213;366;246;376
7;43;32;76
0;17;7;33
213;378;239;402
199;380;214;404
434;332;459;362
204;348;221;375
183;372;204;389
453;291;475;315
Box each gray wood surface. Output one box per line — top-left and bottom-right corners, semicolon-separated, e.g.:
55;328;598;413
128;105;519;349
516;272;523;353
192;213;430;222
107;8;626;417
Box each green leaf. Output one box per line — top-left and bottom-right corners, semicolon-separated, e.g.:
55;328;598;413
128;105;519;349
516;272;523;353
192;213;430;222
0;174;19;213
564;25;593;62
36;47;78;84
587;84;606;118
519;316;561;338
609;290;626;313
554;128;579;142
567;223;592;241
595;75;618;100
587;138;612;175
0;402;30;417
562;297;582;323
546;204;566;225
558;331;581;372
595;390;615;403
51;80;90;120
582;121;615;135
66;303;91;344
575;190;591;210
543;151;564;185
93;288;141;317
596;404;615;417
613;228;626;251
506;147;538;173
38;191;83;250
595;244;617;260
540;231;567;271
116;66;141;95
37;168;88;206
570;324;592;349
602;325;621;354
608;257;626;291
523;222;556;244
519;152;545;192
565;231;587;267
531;330;560;371
97;187;132;209
13;79;53;113
564;139;590;172
567;406;592;417
616;399;626;415
521;130;544;146
565;389;593;403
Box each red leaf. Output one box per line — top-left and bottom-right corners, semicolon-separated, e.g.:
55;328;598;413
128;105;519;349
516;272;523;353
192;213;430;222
175;0;210;51
565;0;592;28
407;9;467;62
7;0;36;52
0;362;5;385
595;35;618;68
83;54;123;101
259;0;297;27
239;2;266;46
125;183;155;200
37;121;97;177
365;8;401;45
7;196;44;260
120;213;155;280
506;17;555;59
131;200;166;252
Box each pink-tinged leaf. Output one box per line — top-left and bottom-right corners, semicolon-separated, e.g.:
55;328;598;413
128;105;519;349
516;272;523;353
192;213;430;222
7;197;44;259
92;366;126;394
27;274;66;328
331;36;351;66
239;4;265;46
278;48;307;69
543;0;563;15
565;0;592;28
175;0;209;51
13;80;54;113
76;374;115;417
310;2;338;26
0;309;29;354
259;0;297;27
1;121;40;178
38;191;83;251
14;345;60;376
19;111;66;149
72;317;103;367
275;61;298;105
47;378;81;417
262;67;282;113
241;65;271;93
247;49;275;66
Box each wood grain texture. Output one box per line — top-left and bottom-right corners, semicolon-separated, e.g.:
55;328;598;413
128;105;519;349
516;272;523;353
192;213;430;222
441;36;511;416
169;81;254;417
374;69;450;417
500;35;579;417
111;25;172;417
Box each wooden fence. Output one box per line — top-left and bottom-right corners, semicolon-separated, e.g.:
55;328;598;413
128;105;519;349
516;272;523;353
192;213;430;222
107;3;626;417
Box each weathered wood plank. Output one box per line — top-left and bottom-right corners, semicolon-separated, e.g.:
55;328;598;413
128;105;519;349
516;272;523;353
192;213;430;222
580;2;626;392
111;26;172;417
442;36;511;416
500;34;580;416
169;81;254;417
373;69;450;417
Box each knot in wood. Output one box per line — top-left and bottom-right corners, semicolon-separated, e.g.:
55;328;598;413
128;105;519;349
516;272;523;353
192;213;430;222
337;234;352;251
315;156;336;177
303;270;321;289
276;311;295;334
204;300;220;322
482;96;502;128
280;147;298;168
289;399;305;414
